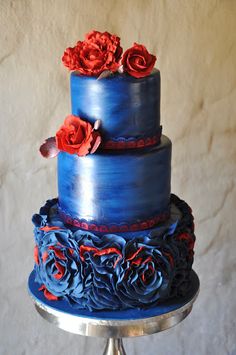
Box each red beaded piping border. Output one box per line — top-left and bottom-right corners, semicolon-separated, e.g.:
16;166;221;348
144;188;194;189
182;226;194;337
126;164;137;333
58;207;170;233
102;131;162;150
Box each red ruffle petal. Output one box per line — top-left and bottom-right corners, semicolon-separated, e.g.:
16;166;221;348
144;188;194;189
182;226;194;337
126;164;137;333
34;246;39;265
38;284;59;301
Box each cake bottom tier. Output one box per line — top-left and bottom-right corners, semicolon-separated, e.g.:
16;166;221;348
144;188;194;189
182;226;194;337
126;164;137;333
32;194;195;312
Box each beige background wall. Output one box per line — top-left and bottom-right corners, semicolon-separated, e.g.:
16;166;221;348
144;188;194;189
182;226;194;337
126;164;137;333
1;1;236;354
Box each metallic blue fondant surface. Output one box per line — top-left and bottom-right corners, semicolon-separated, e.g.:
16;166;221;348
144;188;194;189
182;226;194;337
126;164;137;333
57;136;171;226
70;70;161;140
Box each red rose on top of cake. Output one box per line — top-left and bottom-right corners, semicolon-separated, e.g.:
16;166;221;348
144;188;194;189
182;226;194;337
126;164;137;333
62;30;123;76
56;115;101;156
121;43;156;78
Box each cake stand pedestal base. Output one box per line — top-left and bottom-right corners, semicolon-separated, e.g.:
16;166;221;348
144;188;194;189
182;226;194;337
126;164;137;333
28;270;199;355
103;338;126;355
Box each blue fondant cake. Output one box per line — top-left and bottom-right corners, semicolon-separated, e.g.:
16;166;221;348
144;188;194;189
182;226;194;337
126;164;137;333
31;31;196;312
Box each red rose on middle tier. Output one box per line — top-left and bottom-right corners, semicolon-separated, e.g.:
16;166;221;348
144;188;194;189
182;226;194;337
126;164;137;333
56;115;100;156
62;30;123;76
122;43;156;78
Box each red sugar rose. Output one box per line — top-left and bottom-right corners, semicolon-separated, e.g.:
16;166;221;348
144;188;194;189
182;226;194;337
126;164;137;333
62;45;82;71
56;115;101;156
122;43;156;78
62;31;123;76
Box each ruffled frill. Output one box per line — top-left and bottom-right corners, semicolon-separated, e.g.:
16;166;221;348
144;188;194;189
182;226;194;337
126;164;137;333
32;194;195;311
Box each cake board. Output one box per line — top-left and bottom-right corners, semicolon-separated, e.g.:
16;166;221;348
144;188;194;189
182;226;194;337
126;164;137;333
28;270;199;355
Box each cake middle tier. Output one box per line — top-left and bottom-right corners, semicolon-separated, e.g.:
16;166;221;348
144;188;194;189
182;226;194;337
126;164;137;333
58;136;171;231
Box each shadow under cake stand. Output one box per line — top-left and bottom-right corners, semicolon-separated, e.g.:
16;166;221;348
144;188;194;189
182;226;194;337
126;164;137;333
28;270;199;355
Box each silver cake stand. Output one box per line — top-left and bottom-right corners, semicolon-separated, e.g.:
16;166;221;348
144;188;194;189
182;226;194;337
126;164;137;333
29;271;199;355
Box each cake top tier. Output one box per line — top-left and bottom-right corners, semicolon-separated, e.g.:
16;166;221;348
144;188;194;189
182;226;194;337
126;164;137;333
39;31;161;158
70;69;161;141
62;30;160;142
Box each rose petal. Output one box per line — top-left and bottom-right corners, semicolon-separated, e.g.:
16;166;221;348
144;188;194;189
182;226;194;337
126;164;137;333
97;70;113;80
93;119;101;130
118;65;124;73
90;135;101;154
39;137;59;158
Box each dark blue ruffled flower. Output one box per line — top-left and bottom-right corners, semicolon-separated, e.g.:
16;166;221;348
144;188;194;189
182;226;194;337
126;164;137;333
35;230;87;304
116;241;174;307
32;199;65;245
169;231;195;297
74;232;126;310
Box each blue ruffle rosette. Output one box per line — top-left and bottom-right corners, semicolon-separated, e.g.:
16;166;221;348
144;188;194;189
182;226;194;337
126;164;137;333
32;194;195;311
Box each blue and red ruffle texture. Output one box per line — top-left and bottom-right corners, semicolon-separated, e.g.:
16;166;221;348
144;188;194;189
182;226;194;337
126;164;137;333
32;195;195;311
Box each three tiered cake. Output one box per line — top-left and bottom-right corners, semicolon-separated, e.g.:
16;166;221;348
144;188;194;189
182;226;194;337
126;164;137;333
32;31;195;311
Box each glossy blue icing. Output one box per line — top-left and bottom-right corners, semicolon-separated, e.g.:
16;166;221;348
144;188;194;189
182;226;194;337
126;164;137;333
57;136;171;227
70;69;161;140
